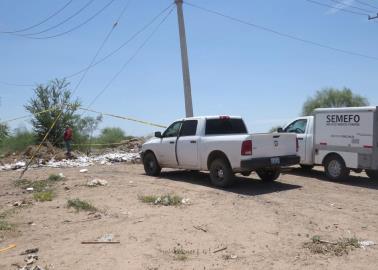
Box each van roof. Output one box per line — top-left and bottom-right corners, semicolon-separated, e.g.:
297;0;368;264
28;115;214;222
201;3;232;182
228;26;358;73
314;106;376;113
176;115;243;121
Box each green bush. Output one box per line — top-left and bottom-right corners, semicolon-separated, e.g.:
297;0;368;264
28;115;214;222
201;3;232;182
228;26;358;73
0;128;36;154
96;127;125;147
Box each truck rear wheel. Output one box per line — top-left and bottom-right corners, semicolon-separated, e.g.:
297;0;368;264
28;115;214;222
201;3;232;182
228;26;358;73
324;155;349;181
366;170;378;180
209;158;235;187
256;169;280;182
143;152;161;176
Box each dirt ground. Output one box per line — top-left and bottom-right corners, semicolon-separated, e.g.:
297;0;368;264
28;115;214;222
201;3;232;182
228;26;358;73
0;164;377;270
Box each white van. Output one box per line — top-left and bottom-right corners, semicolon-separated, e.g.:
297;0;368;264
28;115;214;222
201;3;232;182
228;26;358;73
281;107;378;180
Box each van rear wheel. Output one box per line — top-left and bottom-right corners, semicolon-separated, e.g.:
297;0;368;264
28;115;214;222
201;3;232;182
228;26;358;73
366;170;378;180
324;155;349;181
209;158;235;187
256;168;280;182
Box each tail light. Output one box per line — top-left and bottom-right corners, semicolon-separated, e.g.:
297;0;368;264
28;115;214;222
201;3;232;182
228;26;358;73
296;137;299;152
241;140;252;155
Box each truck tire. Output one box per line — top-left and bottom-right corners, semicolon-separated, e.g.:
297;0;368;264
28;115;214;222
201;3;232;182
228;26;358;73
143;152;161;176
366;170;378;180
209;158;235;187
256;169;280;182
324;155;349;181
300;164;314;171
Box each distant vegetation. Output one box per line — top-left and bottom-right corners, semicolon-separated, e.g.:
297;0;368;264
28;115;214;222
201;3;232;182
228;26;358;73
0;79;136;156
302;88;369;116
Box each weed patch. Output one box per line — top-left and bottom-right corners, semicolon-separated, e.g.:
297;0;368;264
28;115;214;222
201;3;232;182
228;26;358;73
304;235;360;256
139;194;183;206
0;220;14;231
47;174;64;181
67;199;97;212
34;190;55;202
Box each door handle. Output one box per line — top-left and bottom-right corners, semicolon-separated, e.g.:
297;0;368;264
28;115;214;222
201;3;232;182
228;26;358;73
190;141;196;144
169;141;175;144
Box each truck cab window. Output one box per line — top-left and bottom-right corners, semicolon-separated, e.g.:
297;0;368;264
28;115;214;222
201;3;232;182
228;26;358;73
284;119;307;134
205;118;247;135
180;120;198;136
163;121;182;137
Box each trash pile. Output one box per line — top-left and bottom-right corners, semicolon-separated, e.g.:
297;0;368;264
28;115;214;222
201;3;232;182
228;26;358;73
0;152;141;171
0;138;144;171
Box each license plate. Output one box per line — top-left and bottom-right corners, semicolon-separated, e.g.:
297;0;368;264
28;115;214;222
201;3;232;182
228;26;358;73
271;157;280;165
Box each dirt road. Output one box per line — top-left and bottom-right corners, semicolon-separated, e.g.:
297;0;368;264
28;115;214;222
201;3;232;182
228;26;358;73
1;164;377;269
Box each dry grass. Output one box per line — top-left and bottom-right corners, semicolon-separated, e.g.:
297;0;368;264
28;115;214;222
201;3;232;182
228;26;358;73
67;199;97;212
33;190;55;202
139;194;183;206
304;235;360;256
47;173;64;181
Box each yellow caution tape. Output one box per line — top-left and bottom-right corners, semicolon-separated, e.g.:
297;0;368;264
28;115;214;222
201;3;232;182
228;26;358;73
0;244;16;253
1;107;58;124
79;107;167;129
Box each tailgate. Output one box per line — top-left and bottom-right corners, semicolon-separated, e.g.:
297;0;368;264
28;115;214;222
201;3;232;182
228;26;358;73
250;133;297;158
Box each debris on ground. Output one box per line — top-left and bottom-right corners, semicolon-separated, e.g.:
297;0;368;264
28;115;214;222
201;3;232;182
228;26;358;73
213;246;228;253
24;254;38;265
0;138;144;171
79;169;88;173
20;248;39;255
304;235;361;256
359;240;375;249
0;243;16;253
86;178;108;187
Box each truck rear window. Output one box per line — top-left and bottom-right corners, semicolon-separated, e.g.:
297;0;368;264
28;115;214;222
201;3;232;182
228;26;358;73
205;118;247;135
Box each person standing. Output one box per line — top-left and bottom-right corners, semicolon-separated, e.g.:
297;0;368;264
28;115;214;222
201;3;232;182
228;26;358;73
64;125;73;157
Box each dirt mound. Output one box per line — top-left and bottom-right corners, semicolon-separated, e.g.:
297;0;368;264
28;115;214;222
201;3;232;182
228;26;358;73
23;141;67;162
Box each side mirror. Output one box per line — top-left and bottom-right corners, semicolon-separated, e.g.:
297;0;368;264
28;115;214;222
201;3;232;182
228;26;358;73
277;127;283;133
154;131;162;138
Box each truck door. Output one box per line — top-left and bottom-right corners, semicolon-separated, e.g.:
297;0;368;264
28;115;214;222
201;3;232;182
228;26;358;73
284;119;308;163
157;121;182;167
177;120;200;169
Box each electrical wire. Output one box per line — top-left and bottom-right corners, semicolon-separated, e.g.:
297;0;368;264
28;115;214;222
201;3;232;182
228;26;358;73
85;7;174;109
0;3;173;88
328;0;376;13
0;0;73;34
19;0;95;37
185;2;378;61
354;0;378;10
305;0;369;16
16;0;115;40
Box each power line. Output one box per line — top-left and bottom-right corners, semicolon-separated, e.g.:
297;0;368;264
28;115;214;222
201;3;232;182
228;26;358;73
329;0;376;13
18;0;95;37
86;7;174;109
355;0;378;10
15;0;115;40
185;2;378;61
305;0;369;16
0;4;173;88
0;0;73;34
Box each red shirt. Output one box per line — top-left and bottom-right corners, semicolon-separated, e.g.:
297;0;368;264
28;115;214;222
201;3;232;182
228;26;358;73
64;128;73;141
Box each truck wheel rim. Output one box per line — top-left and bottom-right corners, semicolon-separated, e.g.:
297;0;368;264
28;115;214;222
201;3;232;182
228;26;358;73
217;168;224;179
328;160;341;178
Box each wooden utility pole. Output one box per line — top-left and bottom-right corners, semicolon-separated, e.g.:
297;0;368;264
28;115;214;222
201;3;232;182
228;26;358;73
175;0;193;117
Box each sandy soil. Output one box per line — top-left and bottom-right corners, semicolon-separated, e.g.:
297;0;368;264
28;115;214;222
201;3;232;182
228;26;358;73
0;164;377;270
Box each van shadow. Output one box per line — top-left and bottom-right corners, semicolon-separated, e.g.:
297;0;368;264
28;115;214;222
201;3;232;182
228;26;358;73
287;168;378;190
157;170;301;196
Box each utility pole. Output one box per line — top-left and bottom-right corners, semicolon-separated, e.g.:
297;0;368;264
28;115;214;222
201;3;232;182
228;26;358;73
175;0;193;117
368;13;378;20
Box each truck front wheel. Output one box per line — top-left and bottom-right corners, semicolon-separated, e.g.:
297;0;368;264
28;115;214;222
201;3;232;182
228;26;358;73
256;169;280;182
366;170;378;180
143;152;161;176
324;155;349;181
209;158;235;187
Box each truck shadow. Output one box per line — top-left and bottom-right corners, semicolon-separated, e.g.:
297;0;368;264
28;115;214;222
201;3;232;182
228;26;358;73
158;170;301;196
287;168;378;190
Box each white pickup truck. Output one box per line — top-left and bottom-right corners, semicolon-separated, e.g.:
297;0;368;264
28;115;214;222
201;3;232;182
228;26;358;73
141;116;299;187
280;106;378;180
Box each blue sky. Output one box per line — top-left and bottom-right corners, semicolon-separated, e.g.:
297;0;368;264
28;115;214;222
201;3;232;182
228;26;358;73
0;0;377;136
